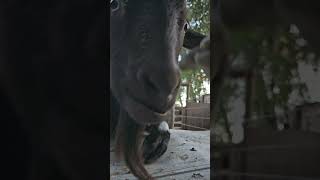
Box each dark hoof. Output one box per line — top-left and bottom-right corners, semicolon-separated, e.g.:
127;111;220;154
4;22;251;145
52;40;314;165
142;121;170;164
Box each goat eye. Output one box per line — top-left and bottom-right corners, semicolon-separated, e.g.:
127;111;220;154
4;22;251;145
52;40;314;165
110;0;120;11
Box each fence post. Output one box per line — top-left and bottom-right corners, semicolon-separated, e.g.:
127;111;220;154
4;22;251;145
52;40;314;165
168;104;175;129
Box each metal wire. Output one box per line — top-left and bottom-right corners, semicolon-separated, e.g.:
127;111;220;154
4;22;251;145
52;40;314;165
174;122;209;130
175;115;210;120
177;106;210;110
174;105;210;130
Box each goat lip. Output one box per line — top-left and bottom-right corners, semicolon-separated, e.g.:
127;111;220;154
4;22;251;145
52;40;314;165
124;95;168;125
126;90;171;115
153;111;168;116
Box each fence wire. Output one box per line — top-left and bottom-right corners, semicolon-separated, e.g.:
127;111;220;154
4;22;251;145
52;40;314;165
174;105;210;130
174;122;209;130
175;115;210;120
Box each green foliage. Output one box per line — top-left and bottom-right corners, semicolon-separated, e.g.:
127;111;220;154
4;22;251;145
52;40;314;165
210;9;320;143
216;25;320;142
186;0;210;35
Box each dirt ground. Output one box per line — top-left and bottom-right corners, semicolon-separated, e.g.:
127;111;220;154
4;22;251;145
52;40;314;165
110;129;210;180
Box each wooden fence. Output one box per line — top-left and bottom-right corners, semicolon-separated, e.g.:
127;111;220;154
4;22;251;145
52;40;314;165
171;101;210;131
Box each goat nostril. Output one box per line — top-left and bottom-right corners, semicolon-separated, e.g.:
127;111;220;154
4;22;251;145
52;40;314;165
173;80;181;93
137;70;159;92
137;68;180;97
145;75;159;92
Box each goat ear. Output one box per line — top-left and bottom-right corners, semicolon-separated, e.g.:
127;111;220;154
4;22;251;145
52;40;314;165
179;48;199;70
179;36;210;77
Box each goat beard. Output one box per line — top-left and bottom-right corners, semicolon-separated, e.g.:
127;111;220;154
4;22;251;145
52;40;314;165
114;108;153;180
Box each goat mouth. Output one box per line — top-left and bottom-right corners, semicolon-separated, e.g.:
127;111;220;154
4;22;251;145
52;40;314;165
129;94;170;115
123;92;173;125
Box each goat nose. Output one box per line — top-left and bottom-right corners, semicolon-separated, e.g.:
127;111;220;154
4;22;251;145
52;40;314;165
138;65;180;99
